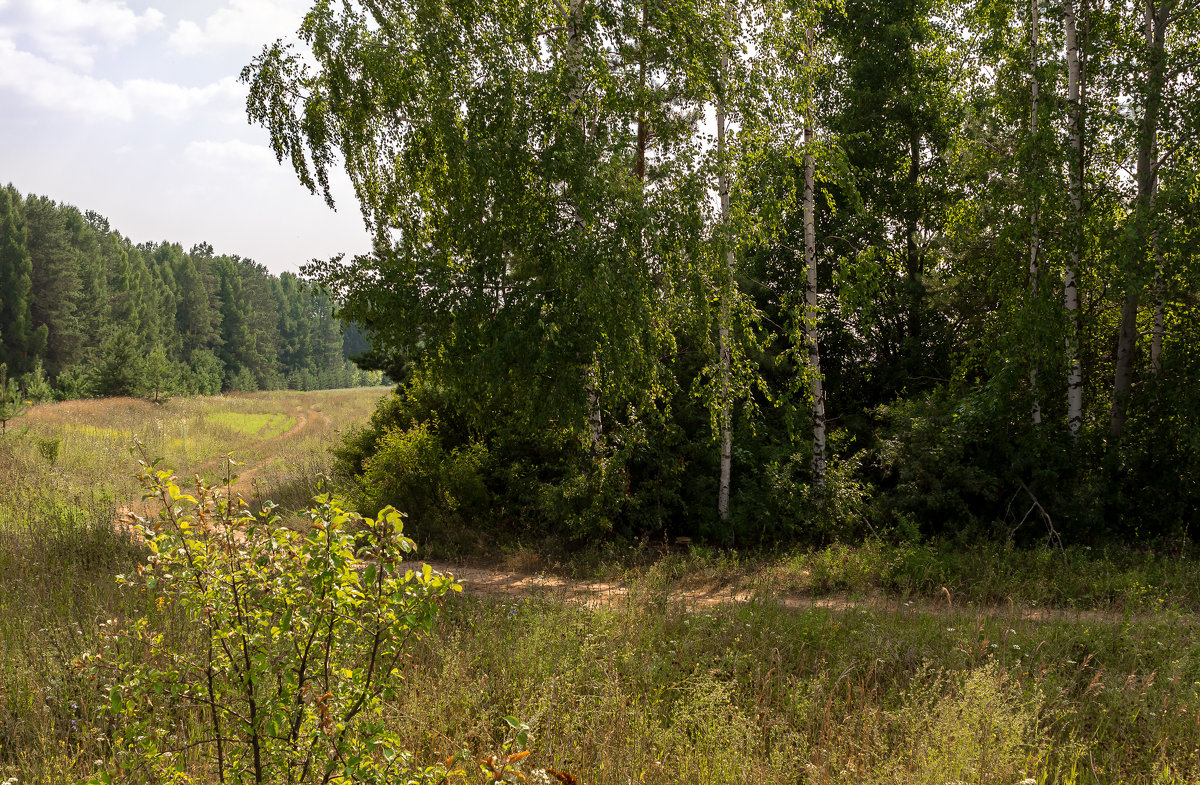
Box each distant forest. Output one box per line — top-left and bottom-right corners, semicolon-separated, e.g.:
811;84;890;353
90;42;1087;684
0;184;382;400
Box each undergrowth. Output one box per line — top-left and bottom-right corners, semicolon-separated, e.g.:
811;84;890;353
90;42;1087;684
2;393;1200;782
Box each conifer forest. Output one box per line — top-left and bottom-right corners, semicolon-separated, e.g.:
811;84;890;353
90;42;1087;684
0;184;383;400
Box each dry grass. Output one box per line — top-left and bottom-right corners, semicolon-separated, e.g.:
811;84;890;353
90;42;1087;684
3;389;1200;784
15;387;388;510
0;389;386;780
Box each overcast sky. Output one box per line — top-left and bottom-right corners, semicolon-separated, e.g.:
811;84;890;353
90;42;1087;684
0;0;371;275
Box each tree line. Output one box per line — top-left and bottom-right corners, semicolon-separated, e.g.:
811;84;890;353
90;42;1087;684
0;184;383;402
238;0;1197;547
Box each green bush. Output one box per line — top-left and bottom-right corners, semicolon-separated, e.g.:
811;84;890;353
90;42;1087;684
184;349;224;396
357;421;489;528
226;365;259;392
20;359;54;403
80;456;461;784
54;363;93;399
334;385;621;548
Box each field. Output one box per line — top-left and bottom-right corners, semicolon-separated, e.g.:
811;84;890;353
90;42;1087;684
1;391;1200;783
5;388;388;514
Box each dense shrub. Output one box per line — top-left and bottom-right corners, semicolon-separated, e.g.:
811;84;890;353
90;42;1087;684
81;457;462;784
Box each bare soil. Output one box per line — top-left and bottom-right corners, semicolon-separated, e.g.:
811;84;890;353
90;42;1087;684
417;559;1186;628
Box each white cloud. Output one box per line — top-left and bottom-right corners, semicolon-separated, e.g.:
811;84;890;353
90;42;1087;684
126;75;243;120
169;0;309;55
0;0;164;69
0;38;243;122
184;138;277;171
0;37;132;118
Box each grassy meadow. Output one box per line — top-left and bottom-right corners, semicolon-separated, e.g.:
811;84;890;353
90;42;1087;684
1;390;1199;783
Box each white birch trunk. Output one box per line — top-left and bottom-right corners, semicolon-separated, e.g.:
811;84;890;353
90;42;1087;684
1063;0;1084;436
566;0;586;114
803;27;826;489
1029;0;1042;426
710;3;729;525
716;14;734;524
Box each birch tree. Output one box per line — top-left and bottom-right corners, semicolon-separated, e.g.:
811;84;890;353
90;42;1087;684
801;23;828;488
245;0;704;450
705;0;744;525
1062;0;1085;436
715;25;736;522
1027;0;1043;426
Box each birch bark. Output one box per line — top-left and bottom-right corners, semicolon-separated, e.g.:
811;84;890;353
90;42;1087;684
803;26;827;489
1028;0;1042;426
716;31;734;524
1063;0;1084;436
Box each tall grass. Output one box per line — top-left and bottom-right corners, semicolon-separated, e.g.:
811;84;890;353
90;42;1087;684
0;444;145;779
0;389;386;782
2;389;1200;783
390;582;1200;784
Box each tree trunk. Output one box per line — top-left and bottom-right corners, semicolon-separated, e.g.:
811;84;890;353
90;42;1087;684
803;27;826;489
566;0;604;453
716;15;734;525
1028;0;1042;426
1109;0;1167;440
1151;231;1164;373
1063;0;1084;436
905;128;922;350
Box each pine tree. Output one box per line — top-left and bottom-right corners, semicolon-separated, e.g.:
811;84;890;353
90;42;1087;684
0;363;29;434
25;196;82;374
0;186;43;374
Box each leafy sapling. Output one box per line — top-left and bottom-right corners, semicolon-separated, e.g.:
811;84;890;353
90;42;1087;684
80;451;461;784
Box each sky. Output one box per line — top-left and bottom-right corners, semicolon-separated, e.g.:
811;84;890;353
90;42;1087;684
0;0;371;275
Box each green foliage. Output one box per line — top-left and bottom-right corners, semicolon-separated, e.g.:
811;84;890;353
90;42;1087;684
358;422;484;530
0;362;30;434
246;0;716;469
54;363;93;399
335;381;693;548
0;185;385;401
34;434;60;465
182;348;224;396
226;365;259;393
90;328;146;398
81;455;461;784
0;185;44;374
141;343;180;404
20;358;53;403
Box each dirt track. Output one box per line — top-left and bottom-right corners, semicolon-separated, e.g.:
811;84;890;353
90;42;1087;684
189;402;332;498
416;559;1191;628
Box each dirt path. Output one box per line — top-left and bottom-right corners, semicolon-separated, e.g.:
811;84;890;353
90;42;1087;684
117;402;331;520
186;403;330;498
416;560;1189;628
